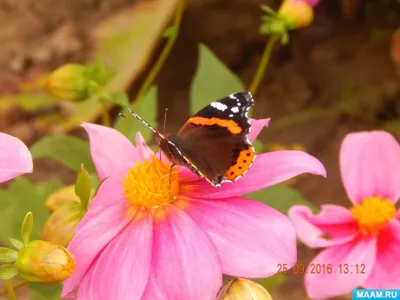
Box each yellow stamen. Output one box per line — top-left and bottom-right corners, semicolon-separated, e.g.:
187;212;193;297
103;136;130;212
122;158;180;210
350;197;396;235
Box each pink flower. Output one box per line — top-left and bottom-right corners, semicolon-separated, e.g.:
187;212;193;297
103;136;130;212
289;131;400;299
62;119;326;300
0;132;33;183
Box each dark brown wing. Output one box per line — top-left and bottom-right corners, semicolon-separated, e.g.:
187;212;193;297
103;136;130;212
170;92;256;187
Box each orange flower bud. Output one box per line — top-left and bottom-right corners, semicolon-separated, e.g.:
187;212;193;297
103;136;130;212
278;0;315;29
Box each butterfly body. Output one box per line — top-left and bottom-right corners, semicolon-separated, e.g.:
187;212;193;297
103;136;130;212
129;91;256;187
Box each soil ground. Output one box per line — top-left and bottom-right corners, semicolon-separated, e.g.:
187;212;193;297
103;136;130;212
0;0;399;299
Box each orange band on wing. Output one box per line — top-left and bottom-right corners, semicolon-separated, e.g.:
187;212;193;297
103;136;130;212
225;147;255;181
188;117;242;134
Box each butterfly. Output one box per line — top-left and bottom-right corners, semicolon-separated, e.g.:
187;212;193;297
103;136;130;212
126;91;256;187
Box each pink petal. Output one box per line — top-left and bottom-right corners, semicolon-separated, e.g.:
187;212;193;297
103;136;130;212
248;118;271;142
288;205;359;248
183;196;297;277
340;131;400;204
182;150;326;199
305;237;377;299
82;123;138;181
141;205;222;300
363;220;400;288
77;214;153;300
86;174;125;214
61;201;134;298
135;132;153;161
0;132;33;183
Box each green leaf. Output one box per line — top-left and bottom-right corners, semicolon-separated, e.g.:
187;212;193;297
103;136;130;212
190;44;245;115
0;247;17;263
29;283;62;300
114;85;158;142
8;238;24;250
21;212;33;245
30;135;95;173
253;139;264;153
162;25;179;38
75;165;92;209
260;4;277;16
0;265;18;280
254;273;288;293
0;177;62;244
245;184;318;214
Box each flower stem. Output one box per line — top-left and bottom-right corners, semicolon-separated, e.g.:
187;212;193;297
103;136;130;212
5;280;17;300
101;103;111;127
134;0;185;104
0;281;27;297
248;35;278;96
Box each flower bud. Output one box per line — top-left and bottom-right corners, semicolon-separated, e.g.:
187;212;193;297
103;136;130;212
45;185;81;213
41;201;85;247
217;278;273;300
277;0;315;29
16;240;75;284
44;64;91;102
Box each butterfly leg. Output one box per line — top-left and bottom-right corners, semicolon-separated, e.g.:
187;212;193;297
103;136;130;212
168;163;176;193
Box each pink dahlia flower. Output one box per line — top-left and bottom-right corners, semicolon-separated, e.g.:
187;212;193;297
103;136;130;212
62;119;326;300
0;132;33;183
289;131;400;299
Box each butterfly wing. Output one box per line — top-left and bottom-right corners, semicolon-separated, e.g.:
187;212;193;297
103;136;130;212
173;91;255;186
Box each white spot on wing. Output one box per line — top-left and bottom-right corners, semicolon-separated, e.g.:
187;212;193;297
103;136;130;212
231;107;239;113
229;114;233;117
229;94;236;99
210;102;228;111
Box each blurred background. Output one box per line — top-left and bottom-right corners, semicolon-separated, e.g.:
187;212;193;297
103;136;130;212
0;0;400;299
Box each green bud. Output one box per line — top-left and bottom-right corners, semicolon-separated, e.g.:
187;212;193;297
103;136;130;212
46;185;93;213
0;265;18;280
75;164;92;210
16;240;76;284
44;64;91;102
217;278;274;300
21;212;33;246
41;201;85;247
0;247;18;263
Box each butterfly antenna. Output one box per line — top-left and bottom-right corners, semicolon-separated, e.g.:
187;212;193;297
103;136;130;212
119;112;127;118
160;108;168;161
124;106;158;135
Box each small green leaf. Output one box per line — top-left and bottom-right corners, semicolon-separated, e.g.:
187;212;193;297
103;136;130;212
0;265;18;280
30;135;95;173
75;165;92;209
0;247;18;263
245;184;318;214
162;25;179;38
190;44;245;115
29;283;62;300
21;212;33;245
114;85;158;142
260;4;277;16
8;238;24;250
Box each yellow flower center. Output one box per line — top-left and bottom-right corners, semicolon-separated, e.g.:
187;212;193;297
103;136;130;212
350;197;396;235
123;158;180;210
